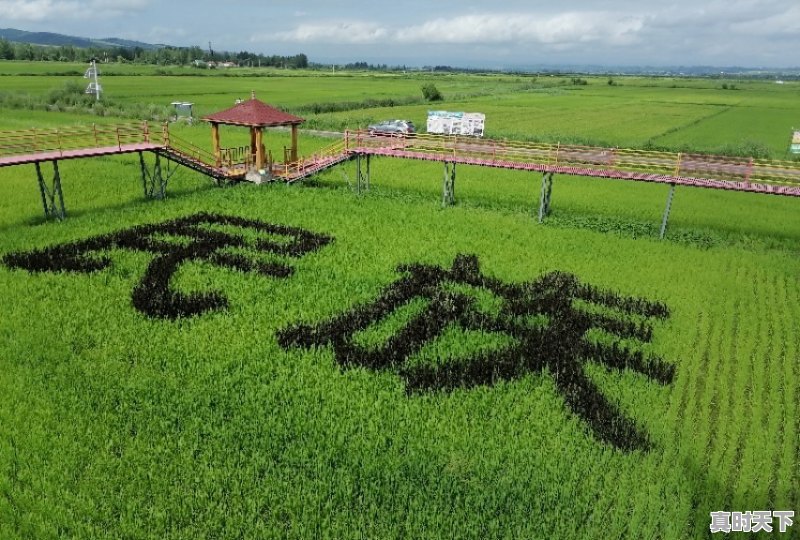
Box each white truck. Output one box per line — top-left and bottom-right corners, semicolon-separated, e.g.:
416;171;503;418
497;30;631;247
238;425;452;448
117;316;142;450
426;111;485;137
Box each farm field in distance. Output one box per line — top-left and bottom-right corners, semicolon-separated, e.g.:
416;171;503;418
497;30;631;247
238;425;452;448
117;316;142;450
0;61;799;539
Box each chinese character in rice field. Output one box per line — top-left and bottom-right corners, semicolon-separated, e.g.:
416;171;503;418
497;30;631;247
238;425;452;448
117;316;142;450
2;212;332;319
278;254;674;451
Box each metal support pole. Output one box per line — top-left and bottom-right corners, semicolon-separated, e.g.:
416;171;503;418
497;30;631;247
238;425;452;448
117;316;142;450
140;151;169;200
442;161;456;207
139;151;147;194
365;154;371;191
35;162;49;217
659;183;676;240
34;161;66;220
356;153;363;194
537;172;554;223
354;153;370;194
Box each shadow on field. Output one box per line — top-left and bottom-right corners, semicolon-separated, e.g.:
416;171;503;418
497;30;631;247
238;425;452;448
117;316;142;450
1;183;219;233
298;178;800;253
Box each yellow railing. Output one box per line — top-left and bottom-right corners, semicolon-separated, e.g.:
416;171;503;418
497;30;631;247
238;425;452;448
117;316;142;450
219;145;253;168
2;122;798;187
0;122;157;158
346;131;800;186
278;138;348;179
164;132;218;167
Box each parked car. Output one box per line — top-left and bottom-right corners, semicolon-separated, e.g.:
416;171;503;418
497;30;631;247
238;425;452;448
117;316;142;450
367;119;415;135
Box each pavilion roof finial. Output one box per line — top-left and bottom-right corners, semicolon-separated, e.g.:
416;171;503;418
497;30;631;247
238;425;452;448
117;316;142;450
251;90;255;100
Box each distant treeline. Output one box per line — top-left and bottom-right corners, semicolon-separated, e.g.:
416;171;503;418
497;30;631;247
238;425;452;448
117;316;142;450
0;38;308;68
316;61;519;74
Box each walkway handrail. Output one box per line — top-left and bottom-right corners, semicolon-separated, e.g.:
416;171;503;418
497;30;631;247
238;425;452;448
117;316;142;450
164;132;217;167
278;138;347;179
347;130;800;187
0;122;152;158
2;122;799;189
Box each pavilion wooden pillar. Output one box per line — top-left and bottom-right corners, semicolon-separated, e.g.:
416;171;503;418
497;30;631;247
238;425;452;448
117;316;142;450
290;124;298;162
255;128;265;170
249;127;257;166
211;123;221;166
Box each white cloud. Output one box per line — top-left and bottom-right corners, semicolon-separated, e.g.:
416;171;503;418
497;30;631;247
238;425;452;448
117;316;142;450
0;0;79;21
264;11;645;48
729;6;800;37
0;0;149;21
2;1;797;67
395;13;645;46
266;21;389;44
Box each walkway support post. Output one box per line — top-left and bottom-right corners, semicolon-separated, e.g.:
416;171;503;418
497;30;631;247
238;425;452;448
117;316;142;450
442;161;456;207
35;161;66;220
140;151;173;200
355;153;371;194
537;172;554;223
366;154;371;191
660;183;676;240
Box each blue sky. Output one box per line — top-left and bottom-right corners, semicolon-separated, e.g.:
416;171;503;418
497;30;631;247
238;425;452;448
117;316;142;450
1;0;798;67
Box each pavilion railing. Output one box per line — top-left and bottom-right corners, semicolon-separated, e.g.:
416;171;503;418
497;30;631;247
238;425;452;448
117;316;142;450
219;145;253;168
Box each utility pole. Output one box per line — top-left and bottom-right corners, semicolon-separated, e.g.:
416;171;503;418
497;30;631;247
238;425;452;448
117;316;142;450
84;58;101;101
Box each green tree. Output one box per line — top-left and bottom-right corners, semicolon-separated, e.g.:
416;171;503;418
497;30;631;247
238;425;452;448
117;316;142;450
0;38;14;60
421;82;443;101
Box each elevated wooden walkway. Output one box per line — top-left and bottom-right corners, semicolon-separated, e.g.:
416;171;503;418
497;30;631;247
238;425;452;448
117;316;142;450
0;124;163;168
3;122;798;192
344;131;800;197
0;122;349;183
1;122;798;234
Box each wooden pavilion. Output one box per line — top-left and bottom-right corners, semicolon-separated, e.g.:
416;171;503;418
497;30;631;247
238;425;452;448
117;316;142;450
202;92;304;172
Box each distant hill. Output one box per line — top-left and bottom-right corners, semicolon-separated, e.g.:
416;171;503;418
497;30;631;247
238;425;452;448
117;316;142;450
0;28;162;50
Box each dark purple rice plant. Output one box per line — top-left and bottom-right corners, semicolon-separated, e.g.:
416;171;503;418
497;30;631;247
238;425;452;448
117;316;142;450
3;212;333;319
278;253;673;451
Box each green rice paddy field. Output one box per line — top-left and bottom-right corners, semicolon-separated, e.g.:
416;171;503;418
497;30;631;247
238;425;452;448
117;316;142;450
0;63;799;539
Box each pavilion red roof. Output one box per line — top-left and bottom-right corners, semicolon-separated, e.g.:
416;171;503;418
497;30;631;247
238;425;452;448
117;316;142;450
202;98;304;127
